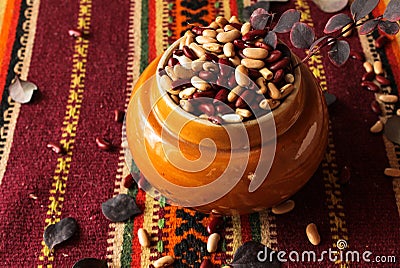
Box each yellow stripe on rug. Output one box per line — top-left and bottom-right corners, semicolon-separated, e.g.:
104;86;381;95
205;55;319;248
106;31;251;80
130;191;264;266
37;0;92;266
0;1;7;33
0;0;40;186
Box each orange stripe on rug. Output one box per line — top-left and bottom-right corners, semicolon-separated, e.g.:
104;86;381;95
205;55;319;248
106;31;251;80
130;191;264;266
148;0;157;61
374;1;400;94
0;0;22;100
173;0;218;41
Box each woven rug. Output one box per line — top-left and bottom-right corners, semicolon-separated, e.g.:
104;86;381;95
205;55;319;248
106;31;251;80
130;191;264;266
0;0;399;267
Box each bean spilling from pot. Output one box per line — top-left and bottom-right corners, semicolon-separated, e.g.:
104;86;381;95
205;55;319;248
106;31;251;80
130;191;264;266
158;15;296;124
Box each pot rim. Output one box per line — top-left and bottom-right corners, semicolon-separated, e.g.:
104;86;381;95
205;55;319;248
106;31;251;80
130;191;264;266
157;37;303;132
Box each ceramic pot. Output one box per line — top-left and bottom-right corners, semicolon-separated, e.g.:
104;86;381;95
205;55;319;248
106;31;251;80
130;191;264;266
126;39;328;215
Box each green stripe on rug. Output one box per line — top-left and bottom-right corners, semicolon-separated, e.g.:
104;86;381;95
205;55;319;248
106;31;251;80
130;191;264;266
121;186;139;267
140;0;149;73
120;0;149;265
249;213;261;243
237;0;244;22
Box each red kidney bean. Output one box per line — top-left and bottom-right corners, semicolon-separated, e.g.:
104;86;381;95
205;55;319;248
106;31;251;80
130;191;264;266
171;78;192;90
272;69;284;84
216;76;228;88
375;75;391;86
168;57;179;67
265;50;282;63
114;109;125;123
370;100;382;115
198;103;215;116
350;50;365;61
208;115;222;125
213;89;229;103
237;49;246;59
236;90;255;108
215;103;233;114
199;71;218;82
205;52;219;63
242;29;268;41
375;35;389;49
219;57;234;68
255;41;272;51
361;81;380;92
193;90;216;99
230;23;242;30
122;174;134;189
218;58;233;77
191;26;210;35
47;142;64;154
228;74;237;88
269;57;290;72
233;39;247;49
96;137;112;151
68;29;82;38
207;216;224;234
183;46;198;60
200;259;213;268
361;72;375;82
338;166;351;185
158;68;167;76
173;49;184;56
210;83;224;92
243;41;256;48
248;68;262;80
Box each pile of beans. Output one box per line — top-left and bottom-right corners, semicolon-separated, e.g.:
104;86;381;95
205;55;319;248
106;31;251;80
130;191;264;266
360;59;399;134
158;15;296;124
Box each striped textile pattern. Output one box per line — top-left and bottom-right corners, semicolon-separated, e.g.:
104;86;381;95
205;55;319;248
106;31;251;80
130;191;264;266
0;0;399;267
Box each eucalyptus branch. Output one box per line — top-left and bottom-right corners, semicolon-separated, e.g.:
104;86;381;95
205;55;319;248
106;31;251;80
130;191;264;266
250;0;400;67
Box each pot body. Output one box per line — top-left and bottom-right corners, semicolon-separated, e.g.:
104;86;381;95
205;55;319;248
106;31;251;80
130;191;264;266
126;45;328;215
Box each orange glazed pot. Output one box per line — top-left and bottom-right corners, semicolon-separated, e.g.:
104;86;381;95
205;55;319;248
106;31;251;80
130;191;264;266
126;39;329;215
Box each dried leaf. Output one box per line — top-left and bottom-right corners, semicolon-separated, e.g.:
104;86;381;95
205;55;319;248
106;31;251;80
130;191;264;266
351;0;379;21
290;22;315;49
243;2;270;21
264;31;278;49
251;10;272;30
72;258;108;268
101;194;141;222
359;19;379;34
383;0;400;22
230;241;281;267
324;92;337;106
324;13;353;34
385;116;400;144
273;9;301;33
43;217;78;249
328;40;350;67
8;76;37;103
378;20;400;35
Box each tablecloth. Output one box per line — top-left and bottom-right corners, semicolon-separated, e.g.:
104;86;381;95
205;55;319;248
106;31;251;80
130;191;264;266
0;0;399;267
